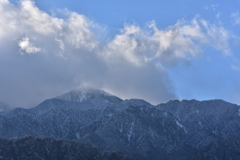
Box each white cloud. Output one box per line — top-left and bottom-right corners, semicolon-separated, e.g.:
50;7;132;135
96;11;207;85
64;12;98;49
18;37;41;54
19;0;64;34
0;0;232;107
104;18;230;66
106;24;143;65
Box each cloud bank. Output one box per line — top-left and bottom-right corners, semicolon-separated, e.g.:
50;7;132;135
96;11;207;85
0;0;230;107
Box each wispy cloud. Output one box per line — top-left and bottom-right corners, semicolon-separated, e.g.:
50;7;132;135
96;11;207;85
231;65;240;71
231;12;240;25
203;4;218;11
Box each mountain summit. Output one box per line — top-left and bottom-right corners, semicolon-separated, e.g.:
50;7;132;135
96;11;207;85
56;88;122;103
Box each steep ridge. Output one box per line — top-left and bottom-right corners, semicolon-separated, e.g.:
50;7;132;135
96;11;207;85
0;136;134;160
0;89;240;160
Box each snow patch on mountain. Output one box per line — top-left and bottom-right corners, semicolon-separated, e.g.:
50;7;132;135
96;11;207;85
175;120;188;133
175;120;183;128
127;122;134;142
56;88;113;102
76;132;80;139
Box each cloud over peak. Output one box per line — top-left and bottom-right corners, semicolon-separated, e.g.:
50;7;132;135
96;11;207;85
0;0;232;107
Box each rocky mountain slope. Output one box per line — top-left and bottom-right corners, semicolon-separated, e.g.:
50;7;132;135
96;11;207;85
187;135;240;160
0;136;134;160
0;89;240;160
157;100;240;149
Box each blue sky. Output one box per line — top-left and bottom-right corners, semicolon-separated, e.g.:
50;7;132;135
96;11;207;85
1;0;240;107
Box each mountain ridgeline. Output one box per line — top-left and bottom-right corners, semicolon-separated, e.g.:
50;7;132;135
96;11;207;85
0;89;240;160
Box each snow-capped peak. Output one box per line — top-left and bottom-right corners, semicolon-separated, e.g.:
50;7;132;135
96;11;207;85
56;88;113;102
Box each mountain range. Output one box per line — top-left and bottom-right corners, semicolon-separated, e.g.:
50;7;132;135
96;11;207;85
0;88;240;160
